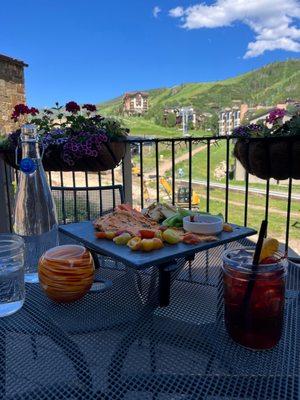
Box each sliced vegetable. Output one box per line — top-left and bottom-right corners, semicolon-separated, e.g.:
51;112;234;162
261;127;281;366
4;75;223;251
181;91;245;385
158;226;168;232
139;229;155;239
116;229;130;236
162;209;194;227
154;230;163;240
141;239;155;252
162;229;181;244
95;231;106;239
152;238;164;250
223;223;233;232
105;231;117;240
113;232;132;245
127;237;142;251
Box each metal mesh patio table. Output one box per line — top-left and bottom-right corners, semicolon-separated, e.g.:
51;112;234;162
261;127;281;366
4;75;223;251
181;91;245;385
0;238;299;400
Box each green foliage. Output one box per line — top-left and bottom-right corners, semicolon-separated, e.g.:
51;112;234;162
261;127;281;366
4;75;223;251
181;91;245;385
188;120;194;130
207;113;219;133
154;110;165;126
286;104;298;115
165;113;177;127
154;111;177;128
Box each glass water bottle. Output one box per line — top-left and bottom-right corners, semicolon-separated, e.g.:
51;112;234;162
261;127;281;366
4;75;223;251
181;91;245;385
13;124;58;283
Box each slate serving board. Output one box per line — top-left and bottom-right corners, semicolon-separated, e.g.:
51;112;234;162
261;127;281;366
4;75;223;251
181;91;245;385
59;221;257;270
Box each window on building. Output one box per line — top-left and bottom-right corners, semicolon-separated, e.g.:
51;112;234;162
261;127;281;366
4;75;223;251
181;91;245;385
136;96;142;107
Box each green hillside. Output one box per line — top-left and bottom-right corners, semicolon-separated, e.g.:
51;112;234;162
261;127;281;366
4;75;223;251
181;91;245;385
99;59;300;117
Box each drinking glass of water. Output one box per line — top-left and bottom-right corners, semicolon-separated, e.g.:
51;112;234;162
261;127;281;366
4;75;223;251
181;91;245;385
0;234;25;317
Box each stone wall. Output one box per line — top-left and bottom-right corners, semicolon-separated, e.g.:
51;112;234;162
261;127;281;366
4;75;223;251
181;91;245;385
0;54;27;135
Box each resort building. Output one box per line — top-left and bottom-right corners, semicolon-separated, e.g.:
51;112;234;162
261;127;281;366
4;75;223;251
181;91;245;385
123;91;149;115
218;103;249;136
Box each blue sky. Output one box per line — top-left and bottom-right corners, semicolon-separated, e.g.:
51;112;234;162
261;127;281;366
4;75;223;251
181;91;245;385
1;0;299;107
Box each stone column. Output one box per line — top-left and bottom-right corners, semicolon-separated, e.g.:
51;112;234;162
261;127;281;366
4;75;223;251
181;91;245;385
0;54;27;134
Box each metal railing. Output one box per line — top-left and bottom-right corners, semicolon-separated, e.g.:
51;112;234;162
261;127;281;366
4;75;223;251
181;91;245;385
1;135;299;256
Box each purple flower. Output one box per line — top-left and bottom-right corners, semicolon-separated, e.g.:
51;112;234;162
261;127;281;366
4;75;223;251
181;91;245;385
233;126;250;137
266;108;286;124
248;124;263;131
60;130;109;164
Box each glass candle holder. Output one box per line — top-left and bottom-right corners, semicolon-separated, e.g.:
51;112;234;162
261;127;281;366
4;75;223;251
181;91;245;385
39;245;95;303
0;234;25;317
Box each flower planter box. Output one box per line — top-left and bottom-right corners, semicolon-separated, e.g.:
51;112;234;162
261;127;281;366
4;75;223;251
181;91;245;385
233;136;300;180
0;140;126;172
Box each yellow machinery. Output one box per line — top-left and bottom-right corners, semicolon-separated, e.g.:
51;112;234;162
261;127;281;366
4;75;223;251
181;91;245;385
159;177;200;206
132;165;140;176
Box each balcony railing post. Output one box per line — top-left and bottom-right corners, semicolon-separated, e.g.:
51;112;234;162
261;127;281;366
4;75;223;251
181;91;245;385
0;160;13;233
122;141;133;205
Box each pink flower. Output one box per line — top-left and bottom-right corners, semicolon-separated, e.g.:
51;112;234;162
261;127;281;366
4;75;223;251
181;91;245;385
65;101;80;113
266;108;286;124
11;104;30;120
29;107;39;116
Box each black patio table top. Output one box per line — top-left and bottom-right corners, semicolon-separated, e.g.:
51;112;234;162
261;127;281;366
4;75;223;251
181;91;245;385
59;221;256;269
0;238;299;400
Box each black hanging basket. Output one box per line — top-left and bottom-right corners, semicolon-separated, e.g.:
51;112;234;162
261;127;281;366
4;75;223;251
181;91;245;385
0;140;126;172
233;136;300;180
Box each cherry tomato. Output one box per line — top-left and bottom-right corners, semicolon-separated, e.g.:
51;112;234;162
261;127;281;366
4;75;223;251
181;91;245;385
95;232;106;239
139;230;155;239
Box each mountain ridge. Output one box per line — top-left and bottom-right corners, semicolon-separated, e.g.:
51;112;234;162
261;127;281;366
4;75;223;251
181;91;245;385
99;59;300;116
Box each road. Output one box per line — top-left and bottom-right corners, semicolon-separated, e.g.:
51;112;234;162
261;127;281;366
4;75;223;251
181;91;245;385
179;179;300;201
147;142;214;177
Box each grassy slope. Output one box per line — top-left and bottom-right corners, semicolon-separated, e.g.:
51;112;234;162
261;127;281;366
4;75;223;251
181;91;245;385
124;118;207;138
99;60;300;117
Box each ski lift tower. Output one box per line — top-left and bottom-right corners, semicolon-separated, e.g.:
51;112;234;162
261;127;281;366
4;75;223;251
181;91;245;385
180;107;194;137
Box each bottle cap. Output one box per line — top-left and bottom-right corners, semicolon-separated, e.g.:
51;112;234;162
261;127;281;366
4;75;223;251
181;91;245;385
20;124;38;142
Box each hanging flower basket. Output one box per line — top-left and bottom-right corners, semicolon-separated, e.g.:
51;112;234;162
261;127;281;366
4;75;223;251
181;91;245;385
0;101;128;172
234;136;300;180
233;110;300;181
0;140;126;171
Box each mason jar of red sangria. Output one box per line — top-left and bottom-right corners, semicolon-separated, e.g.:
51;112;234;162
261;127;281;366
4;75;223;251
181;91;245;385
222;248;287;350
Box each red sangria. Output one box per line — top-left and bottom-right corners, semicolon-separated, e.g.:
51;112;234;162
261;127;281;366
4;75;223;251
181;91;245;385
222;248;286;350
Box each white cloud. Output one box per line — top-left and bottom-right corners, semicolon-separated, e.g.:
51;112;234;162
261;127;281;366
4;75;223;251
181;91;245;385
153;6;161;18
169;0;300;58
169;7;184;18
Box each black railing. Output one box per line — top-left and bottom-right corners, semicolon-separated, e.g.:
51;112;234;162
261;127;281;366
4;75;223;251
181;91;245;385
1;135;299;256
